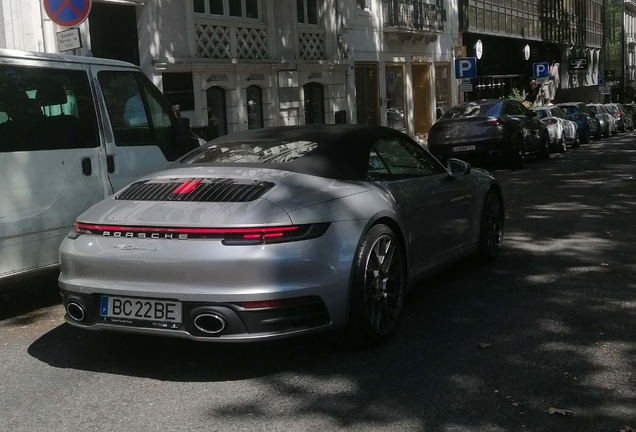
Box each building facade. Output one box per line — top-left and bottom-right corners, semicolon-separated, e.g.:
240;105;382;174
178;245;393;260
342;0;459;138
0;0;459;139
624;0;636;101
458;0;603;103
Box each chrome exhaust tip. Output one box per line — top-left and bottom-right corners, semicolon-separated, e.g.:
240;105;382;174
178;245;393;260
66;302;86;322
194;313;226;334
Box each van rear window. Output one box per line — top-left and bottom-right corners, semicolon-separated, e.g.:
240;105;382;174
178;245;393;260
0;65;98;153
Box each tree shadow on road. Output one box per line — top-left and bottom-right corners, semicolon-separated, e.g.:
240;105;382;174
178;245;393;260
27;137;636;431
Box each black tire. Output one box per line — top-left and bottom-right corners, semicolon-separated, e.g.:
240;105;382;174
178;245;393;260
580;130;590;144
603;126;610;138
538;132;551;160
341;224;406;347
572;131;581;148
509;134;525;169
476;190;504;263
557;135;567;153
612;127;618;136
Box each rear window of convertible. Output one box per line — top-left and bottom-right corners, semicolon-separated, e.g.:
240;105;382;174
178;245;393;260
179;140;319;164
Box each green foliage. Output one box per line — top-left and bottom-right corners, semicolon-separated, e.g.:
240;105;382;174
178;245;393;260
509;88;526;102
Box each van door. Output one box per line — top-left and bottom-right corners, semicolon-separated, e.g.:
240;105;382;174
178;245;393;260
0;60;107;278
89;65;196;193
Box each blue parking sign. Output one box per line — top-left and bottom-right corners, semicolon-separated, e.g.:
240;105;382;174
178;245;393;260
533;62;550;79
455;58;477;79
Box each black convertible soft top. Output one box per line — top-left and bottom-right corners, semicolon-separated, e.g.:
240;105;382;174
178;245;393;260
178;125;411;181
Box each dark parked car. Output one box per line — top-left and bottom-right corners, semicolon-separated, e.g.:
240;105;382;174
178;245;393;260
557;103;598;143
428;99;551;169
605;103;634;132
587;104;616;138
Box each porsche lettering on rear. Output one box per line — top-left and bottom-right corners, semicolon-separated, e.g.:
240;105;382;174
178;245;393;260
103;231;189;240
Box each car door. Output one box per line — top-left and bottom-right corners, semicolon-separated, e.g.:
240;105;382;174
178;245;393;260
370;137;473;262
0;60;107;278
89;65;195;194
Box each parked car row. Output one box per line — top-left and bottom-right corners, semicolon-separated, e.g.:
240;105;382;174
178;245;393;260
428;99;552;169
427;98;632;169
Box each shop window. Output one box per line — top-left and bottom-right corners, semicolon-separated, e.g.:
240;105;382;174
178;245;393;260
246;85;264;129
385;65;405;132
207;86;227;138
297;0;318;24
162;73;195;112
303;82;325;125
194;0;259;19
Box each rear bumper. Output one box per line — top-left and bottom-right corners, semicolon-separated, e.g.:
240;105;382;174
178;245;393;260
58;219;367;342
428;138;511;164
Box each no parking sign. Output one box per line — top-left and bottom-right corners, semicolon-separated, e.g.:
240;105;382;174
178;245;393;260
44;0;92;27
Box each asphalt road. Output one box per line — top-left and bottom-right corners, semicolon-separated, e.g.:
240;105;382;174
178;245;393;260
1;133;636;432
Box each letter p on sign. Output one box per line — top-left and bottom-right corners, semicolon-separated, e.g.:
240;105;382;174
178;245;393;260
533;62;549;79
455;57;477;79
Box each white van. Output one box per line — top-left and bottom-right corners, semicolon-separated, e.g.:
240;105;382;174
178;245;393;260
0;49;199;280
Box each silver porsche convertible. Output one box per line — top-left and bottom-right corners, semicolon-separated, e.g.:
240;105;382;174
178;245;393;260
59;125;504;346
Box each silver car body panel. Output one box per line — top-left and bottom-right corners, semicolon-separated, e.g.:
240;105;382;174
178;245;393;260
59;163;499;341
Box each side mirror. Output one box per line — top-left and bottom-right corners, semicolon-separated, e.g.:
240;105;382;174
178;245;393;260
447;158;471;178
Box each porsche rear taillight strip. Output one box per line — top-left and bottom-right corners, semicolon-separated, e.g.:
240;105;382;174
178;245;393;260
71;222;330;245
75;223;299;236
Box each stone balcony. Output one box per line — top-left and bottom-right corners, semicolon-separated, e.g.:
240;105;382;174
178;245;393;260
383;0;446;44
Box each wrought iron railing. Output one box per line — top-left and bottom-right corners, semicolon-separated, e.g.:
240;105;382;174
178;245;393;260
383;0;445;33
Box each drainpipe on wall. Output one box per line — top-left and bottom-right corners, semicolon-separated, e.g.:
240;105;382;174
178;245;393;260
40;0;56;53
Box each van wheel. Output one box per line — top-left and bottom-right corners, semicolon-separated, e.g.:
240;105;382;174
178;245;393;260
572;131;581;148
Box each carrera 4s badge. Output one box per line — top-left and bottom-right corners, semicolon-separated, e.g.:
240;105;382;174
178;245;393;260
114;244;160;252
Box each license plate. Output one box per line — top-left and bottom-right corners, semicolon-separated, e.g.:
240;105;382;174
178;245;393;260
452;145;476;152
100;296;182;324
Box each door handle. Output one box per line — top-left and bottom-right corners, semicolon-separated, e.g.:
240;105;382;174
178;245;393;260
107;155;115;174
81;158;92;176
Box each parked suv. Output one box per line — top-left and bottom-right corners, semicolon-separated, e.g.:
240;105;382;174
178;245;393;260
557;103;598;144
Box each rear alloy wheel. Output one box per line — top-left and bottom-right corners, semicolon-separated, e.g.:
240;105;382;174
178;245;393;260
476;190;504;263
509;135;526;169
572;131;581;148
538;132;551;160
603;125;610;138
580;130;590;144
557;134;567;153
342;224;406;347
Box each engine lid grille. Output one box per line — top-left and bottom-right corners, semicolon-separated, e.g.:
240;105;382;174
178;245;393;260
116;178;274;202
